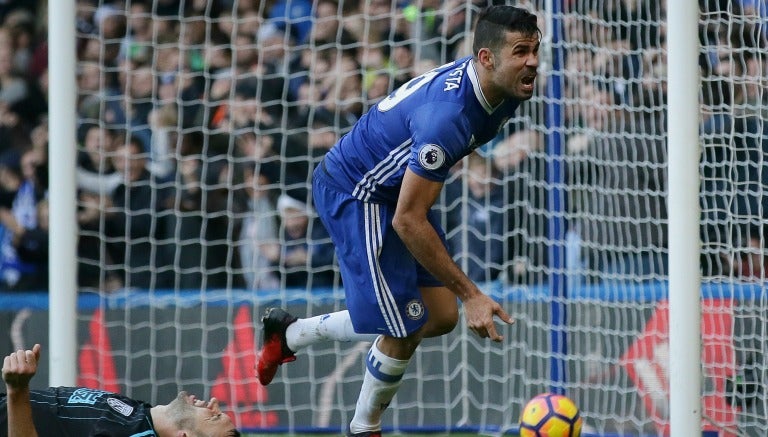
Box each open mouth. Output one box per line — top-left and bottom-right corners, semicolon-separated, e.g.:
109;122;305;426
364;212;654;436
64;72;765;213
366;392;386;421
521;75;536;86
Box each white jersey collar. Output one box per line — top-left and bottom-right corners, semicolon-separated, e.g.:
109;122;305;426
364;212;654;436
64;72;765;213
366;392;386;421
467;59;497;114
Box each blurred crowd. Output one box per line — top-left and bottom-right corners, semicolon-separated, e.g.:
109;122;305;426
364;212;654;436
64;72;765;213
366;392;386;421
0;0;765;292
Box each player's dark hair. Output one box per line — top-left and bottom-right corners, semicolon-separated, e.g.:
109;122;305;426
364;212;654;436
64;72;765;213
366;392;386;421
226;429;241;437
472;6;540;58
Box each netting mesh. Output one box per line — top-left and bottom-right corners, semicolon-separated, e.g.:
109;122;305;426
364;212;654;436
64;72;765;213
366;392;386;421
0;0;766;435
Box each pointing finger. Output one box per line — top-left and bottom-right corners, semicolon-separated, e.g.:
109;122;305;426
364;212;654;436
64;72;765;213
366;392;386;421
495;307;515;325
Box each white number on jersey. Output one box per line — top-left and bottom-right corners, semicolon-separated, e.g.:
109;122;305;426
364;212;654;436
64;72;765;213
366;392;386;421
376;61;456;112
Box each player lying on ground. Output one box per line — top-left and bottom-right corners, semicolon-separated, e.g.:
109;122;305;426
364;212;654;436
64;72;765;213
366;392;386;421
1;344;240;437
255;5;540;437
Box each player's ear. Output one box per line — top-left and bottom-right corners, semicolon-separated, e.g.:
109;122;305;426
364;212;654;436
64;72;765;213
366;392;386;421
478;48;494;69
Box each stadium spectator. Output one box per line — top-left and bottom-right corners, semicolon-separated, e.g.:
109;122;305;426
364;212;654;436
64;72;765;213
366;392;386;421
697;17;768;275
256;22;297;78
226;81;279;134
365;71;394;105
0;16;46;125
1;343;241;437
237;161;280;290
491;128;549;284
119;1;156;64
323;54;365;120
739;0;768;38
3;9;35;72
445;152;508;283
733;224;768;282
0;102;27;156
229;32;259;75
236;118;309;189
122;64;154;149
310;0;358;51
291;47;362;125
568;79;668;282
92;6;126;75
291;45;333;115
76;123;120;195
76;62;114;118
146;102;178;181
0;147;46;291
231;6;263;44
151;36;183;103
105;136;171;289
563;48;594;129
0;34;32;154
76;189;123;292
2;197;47;291
344;0;401;47
306;109;346;160
160;132;234;290
266;0;314;45
386;34;417;89
436;0;478;60
274;191;337;289
0;43;27;109
401;0;442;63
235;129;276;162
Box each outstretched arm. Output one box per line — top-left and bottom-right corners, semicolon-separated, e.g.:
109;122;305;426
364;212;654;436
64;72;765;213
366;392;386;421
393;169;513;341
2;344;41;437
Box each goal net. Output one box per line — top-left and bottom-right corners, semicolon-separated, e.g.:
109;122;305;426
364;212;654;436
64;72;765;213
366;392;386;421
29;0;767;435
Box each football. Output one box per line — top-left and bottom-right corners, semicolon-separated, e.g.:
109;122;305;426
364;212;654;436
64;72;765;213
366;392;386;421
519;393;583;437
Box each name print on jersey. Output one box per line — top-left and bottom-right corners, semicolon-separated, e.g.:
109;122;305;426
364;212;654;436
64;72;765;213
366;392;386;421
444;65;464;91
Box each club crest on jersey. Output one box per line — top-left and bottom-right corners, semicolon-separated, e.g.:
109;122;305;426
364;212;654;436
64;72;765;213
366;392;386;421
107;397;135;416
405;300;425;320
418;144;445;170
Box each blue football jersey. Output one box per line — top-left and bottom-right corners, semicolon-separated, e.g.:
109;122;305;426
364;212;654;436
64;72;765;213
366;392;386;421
322;56;522;204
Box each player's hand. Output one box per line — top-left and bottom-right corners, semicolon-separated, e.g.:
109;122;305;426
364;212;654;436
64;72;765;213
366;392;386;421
2;344;41;392
463;294;514;342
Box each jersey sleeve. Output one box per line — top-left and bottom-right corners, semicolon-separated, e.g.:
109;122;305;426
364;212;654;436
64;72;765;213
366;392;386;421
406;101;472;182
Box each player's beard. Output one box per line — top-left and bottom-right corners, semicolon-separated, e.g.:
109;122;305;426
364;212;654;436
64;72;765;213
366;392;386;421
514;69;537;100
166;391;199;430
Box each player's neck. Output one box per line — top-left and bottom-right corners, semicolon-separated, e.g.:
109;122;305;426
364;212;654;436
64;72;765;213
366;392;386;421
472;59;504;108
148;406;173;437
482;86;505;109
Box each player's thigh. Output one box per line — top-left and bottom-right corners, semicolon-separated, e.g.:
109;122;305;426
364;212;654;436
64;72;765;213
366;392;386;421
314;183;427;337
419;286;459;338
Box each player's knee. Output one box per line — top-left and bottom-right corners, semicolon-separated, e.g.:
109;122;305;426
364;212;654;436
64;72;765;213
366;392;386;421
438;309;460;334
426;308;459;337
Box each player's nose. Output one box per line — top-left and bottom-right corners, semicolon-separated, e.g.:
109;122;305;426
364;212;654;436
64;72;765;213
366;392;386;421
526;52;539;68
209;397;222;413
